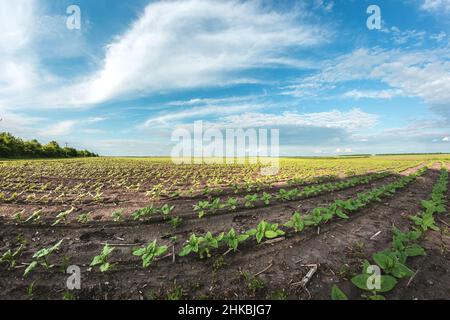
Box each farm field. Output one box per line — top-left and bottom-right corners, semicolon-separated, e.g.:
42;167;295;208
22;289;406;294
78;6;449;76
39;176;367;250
0;155;449;300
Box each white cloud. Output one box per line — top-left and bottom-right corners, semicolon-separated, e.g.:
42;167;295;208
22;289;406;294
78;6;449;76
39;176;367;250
443;136;450;142
389;27;426;45
0;0;88;109
313;0;334;12
0;0;41;96
142;103;267;127
285;48;450;119
167;95;264;107
335;148;352;153
0;0;329;109
0;106;43;136
86;117;107;124
421;0;450;12
430;32;447;42
69;0;327;105
205;108;378;131
37;117;107;137
343;89;403;100
38;120;78;137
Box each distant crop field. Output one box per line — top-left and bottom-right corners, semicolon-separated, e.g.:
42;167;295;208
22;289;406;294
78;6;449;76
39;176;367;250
0;155;449;300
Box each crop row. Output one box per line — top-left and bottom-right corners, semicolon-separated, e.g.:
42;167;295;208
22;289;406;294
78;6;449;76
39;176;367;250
331;167;448;300
0;158;425;206
0;168;428;278
7;171;391;226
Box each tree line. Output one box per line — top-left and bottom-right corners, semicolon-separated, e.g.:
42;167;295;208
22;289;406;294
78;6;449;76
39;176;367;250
0;132;98;158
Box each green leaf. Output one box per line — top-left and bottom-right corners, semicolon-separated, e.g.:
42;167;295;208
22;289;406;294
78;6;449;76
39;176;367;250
179;246;192;257
335;210;349;219
391;262;414;279
377;275;397;293
351;274;397;293
24;261;38;277
101;244;114;256
237;234;249;242
33;248;50;259
132;248;146;257
49;239;64;253
155;246;168;256
373;252;394;270
265;230;279;239
368;295;386;300
351;274;370;291
256;232;264;243
90;255;103;266
405;244;426;257
100;262;111;272
331;285;348;300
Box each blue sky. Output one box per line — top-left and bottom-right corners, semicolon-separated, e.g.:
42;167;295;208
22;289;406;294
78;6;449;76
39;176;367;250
0;0;449;156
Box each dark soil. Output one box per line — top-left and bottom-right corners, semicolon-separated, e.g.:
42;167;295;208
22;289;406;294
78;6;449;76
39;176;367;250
0;165;448;300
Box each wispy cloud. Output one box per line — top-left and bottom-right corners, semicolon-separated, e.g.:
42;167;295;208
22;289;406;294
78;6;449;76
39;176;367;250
213;108;378;130
0;0;88;109
141;103;267;128
72;0;328;106
0;106;44;136
421;0;450;13
342;89;403;100
38;117;107;137
284;47;450;120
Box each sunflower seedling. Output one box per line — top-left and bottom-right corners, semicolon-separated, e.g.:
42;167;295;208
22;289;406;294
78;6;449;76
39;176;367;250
111;209;124;222
240;271;265;293
132;205;157;221
25;209;42;224
246;220;285;243
372;251;414;279
0;244;24;268
409;211;439;232
169;216;183;228
179;232;224;259
24;240;64;276
223;228;249;251
159;204;175;217
52;207;75;226
210;198;224;213
284;211;305;233
244;194;258;208
331;285;348;300
133;240;168;268
90;244;115;272
261;192;272;205
77;212;91;224
194;201;211;218
226;198;238;210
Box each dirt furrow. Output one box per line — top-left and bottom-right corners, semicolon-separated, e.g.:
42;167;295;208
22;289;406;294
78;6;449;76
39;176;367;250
0;167;439;300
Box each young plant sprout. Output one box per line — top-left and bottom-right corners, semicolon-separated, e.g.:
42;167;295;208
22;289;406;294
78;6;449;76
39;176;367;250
111;209;124;222
90;244;115;272
132;240;168;268
24;240;64;276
